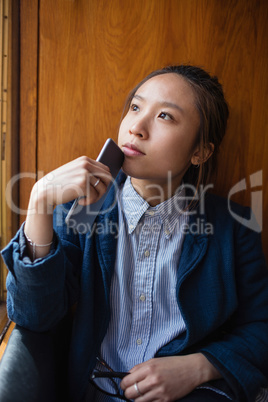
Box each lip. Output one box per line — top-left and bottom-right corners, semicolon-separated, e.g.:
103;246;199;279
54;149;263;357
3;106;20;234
122;142;145;156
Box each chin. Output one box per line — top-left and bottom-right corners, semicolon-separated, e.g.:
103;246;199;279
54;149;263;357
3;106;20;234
121;159;165;181
122;166;142;179
121;160;138;178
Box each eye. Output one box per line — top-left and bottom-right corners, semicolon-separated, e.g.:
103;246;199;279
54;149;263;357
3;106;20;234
130;103;140;112
158;112;173;121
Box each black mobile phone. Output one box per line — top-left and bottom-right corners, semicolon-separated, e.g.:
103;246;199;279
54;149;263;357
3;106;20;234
65;138;124;232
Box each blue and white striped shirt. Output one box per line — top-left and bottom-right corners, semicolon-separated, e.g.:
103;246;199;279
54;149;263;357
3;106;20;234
94;176;188;401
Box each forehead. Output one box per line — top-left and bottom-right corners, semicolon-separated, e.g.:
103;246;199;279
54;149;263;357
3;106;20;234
135;73;196;107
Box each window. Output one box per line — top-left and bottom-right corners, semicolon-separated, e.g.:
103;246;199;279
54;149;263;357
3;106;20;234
0;0;19;330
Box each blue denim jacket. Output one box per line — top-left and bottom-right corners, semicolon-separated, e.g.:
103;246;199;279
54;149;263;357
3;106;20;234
2;173;268;401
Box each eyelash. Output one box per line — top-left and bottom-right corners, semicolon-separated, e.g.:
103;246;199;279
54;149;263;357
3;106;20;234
130;103;139;112
130;103;174;121
158;112;173;121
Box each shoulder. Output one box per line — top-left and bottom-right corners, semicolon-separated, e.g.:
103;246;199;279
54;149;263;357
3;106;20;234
187;191;260;248
202;192;252;227
204;192;249;214
201;193;265;262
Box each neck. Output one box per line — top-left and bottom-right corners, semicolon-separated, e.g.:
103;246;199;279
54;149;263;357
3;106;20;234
130;174;183;207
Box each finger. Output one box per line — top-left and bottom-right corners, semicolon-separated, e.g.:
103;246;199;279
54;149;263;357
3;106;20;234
135;388;162;402
121;363;148;389
123;383;142;401
133;378;153;400
75;157;112;186
127;383;168;402
90;169;113;189
78;178;107;205
92;177;101;189
124;379;154;401
90;168;115;190
121;363;163;401
90;176;107;195
132;382;144;399
82;156;111;173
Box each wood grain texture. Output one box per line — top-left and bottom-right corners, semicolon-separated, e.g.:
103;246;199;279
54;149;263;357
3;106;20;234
0;321;15;361
0;0;20;301
19;0;267;260
19;0;38;223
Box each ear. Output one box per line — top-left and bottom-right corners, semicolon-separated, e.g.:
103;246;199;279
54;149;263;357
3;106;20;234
191;142;214;166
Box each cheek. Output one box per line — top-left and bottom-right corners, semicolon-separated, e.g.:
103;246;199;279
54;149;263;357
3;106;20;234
159;139;195;170
117;120;127;145
117;127;123;146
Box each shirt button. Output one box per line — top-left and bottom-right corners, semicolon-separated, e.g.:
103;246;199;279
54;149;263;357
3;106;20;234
139;294;146;302
136;338;142;345
164;228;170;236
148;210;155;216
129;224;135;231
144;250;150;257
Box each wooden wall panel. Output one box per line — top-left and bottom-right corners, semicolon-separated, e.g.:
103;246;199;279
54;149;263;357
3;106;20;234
19;0;38;223
20;0;267;260
0;0;19;301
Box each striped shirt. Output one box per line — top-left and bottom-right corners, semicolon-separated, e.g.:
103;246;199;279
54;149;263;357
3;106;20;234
93;176;188;401
100;176;188;371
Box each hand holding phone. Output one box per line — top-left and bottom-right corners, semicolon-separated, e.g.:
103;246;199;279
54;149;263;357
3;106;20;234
65;138;124;232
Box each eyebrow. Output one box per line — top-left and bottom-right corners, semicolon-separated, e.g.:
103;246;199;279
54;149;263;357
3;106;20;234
133;94;184;113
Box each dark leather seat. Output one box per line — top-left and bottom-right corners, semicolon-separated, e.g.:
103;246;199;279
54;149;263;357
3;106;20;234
0;315;72;402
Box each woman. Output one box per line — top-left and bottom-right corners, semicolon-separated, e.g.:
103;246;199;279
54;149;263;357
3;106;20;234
1;65;268;401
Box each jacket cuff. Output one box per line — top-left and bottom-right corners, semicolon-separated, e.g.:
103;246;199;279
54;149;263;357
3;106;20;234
200;351;240;400
19;222;57;263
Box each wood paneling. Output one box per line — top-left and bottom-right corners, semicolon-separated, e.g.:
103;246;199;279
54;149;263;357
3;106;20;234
19;0;38;223
0;320;14;360
20;0;268;260
0;0;19;302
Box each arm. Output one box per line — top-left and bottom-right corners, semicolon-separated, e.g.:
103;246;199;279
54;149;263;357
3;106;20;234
199;207;268;401
24;156;112;260
1;156;112;331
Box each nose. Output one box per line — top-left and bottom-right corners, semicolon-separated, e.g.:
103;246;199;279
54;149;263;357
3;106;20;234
129;116;149;139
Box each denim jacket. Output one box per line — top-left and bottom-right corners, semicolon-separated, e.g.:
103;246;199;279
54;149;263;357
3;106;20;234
2;173;268;401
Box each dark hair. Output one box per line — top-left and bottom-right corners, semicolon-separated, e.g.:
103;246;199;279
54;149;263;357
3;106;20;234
122;65;229;192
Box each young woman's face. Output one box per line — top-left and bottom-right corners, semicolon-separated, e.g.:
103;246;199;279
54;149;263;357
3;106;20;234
118;73;201;191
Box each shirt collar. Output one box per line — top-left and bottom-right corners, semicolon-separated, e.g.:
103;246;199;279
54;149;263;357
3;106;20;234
121;176;186;237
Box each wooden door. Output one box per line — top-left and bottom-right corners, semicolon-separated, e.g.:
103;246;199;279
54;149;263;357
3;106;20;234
20;0;268;260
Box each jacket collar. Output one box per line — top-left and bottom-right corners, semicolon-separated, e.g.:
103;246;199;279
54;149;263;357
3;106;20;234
94;171;125;295
177;192;209;280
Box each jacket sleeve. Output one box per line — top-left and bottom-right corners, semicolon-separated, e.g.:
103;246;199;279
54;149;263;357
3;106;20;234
200;206;268;402
1;203;82;332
